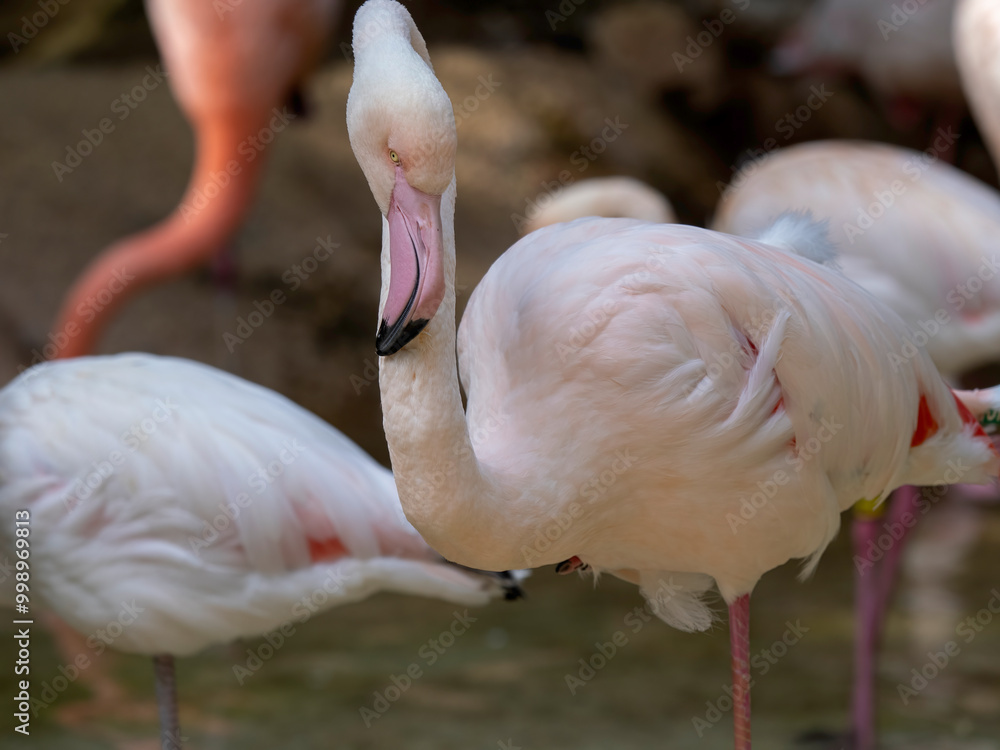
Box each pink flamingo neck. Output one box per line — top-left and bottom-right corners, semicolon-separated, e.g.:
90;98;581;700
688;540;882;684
51;113;270;359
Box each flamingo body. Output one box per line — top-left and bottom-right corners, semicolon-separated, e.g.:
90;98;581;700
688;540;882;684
51;0;340;358
714;140;1000;377
774;0;962;110
0;354;510;657
146;0;337;120
346;2;1000;746
455;217;996;623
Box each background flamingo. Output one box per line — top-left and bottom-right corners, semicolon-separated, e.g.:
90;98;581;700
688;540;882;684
521;176;676;236
345;3;1000;748
50;0;339;360
0;352;521;749
772;0;964;151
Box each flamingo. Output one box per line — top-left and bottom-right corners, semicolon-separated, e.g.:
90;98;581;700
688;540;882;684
344;2;1000;747
50;0;339;359
713;2;1000;742
0;353;522;749
520;176;676;236
772;0;963;150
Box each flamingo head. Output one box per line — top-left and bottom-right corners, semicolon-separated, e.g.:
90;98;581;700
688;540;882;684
347;0;456;357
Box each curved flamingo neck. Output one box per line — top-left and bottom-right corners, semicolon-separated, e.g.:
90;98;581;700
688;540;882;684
377;179;525;572
51;114;270;359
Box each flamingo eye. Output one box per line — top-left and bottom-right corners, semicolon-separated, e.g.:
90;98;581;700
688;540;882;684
389;150;400;164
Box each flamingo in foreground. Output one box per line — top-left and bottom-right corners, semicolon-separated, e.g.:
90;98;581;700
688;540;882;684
714;3;1000;744
50;0;339;359
345;2;1000;747
0;353;521;749
521;176;676;236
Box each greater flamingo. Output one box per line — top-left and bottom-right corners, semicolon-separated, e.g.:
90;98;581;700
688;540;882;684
521;177;677;236
50;0;339;359
714;2;1000;741
0;353;522;748
344;2;1000;747
773;0;963;144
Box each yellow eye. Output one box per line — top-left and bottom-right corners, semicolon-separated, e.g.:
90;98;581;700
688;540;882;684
389;150;400;164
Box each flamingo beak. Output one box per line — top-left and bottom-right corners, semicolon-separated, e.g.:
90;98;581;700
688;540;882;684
376;165;445;356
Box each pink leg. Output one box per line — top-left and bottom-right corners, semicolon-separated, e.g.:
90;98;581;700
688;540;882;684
852;512;881;750
875;486;921;630
729;594;751;750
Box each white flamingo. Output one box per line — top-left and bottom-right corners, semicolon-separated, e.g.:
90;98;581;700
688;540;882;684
772;0;963;142
713;3;1000;745
521;177;676;236
0;353;521;749
344;2;1000;748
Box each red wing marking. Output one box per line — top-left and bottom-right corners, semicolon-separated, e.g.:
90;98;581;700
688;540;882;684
308;537;348;562
952;392;999;456
911;395;939;448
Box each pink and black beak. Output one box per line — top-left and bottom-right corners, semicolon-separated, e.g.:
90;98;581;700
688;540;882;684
376;165;446;356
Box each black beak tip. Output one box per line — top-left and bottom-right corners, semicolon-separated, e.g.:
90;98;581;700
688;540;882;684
376;317;430;357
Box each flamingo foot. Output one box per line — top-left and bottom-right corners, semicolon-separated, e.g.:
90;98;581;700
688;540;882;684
729;593;751;750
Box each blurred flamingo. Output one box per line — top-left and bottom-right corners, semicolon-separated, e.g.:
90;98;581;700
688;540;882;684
520;176;676;235
773;0;963;153
0;353;522;749
345;2;1000;748
50;0;340;359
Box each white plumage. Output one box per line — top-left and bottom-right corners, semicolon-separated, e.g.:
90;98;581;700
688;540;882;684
455;217;995;623
0;354;513;658
344;5;1000;744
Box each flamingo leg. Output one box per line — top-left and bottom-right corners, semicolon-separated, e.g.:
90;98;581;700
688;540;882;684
851;486;922;750
851;504;884;750
152;654;182;749
874;485;921;630
729;593;751;750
